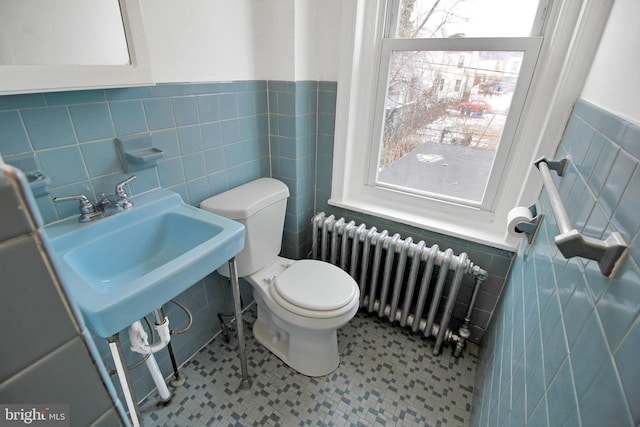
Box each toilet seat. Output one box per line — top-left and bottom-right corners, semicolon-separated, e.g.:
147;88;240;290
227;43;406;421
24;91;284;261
270;260;358;319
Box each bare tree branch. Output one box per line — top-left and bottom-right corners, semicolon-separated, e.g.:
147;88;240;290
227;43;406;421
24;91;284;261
412;0;442;37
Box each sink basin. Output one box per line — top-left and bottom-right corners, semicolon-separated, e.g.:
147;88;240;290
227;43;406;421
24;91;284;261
45;189;244;338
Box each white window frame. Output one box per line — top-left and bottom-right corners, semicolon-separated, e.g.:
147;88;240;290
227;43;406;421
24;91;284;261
331;0;614;250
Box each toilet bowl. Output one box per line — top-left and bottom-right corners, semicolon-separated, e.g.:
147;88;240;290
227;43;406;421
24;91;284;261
200;178;360;377
247;257;359;376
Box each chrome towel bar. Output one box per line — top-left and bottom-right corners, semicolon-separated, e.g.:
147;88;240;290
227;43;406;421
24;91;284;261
535;157;627;277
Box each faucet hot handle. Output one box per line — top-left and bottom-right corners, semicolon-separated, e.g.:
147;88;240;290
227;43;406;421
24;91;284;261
115;175;136;197
53;194;95;214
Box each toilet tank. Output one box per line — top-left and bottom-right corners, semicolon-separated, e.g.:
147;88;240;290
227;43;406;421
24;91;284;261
200;178;290;277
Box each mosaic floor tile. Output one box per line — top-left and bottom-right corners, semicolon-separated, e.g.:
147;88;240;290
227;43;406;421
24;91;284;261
140;306;477;426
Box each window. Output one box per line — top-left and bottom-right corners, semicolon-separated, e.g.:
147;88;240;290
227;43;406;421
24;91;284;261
332;0;613;248
372;0;542;208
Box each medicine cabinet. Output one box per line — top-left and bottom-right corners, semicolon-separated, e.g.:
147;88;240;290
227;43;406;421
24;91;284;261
0;0;153;95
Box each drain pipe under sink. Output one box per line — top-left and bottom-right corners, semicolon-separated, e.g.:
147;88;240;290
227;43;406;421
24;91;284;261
129;315;172;403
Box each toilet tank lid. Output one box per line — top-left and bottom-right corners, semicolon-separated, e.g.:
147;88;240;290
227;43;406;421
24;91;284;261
200;178;290;219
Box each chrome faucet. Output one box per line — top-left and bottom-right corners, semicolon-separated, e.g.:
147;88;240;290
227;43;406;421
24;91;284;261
54;175;137;222
98;175;136;213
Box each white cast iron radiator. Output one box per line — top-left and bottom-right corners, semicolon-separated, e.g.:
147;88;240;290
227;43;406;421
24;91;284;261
311;213;488;357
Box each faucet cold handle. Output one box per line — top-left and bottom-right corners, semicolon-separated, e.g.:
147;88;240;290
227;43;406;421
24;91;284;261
115;175;136;197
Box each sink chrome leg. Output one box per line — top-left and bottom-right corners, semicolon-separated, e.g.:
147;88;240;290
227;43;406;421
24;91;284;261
107;334;142;427
165;342;186;387
153;307;185;387
228;257;252;390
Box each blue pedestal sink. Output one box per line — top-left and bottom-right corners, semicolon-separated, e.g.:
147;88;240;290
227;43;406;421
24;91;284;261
45;189;245;338
40;185;250;427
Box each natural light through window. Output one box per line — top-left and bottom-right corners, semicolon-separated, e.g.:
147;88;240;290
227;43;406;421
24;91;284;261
377;49;524;203
371;0;540;206
397;0;540;39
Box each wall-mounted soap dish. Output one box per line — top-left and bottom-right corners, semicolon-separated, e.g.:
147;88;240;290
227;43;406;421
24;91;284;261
5;153;52;197
25;170;52;197
115;133;164;172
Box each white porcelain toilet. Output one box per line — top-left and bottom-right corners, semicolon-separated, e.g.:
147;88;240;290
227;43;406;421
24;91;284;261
200;178;360;377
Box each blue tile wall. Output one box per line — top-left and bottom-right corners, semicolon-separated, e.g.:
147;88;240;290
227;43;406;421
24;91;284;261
0;82;271;225
472;99;640;426
269;81;325;259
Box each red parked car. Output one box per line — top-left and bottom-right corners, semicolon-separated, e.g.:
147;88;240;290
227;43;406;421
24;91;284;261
458;100;492;116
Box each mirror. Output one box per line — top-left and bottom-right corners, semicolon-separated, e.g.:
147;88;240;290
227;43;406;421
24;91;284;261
0;0;153;95
0;0;130;66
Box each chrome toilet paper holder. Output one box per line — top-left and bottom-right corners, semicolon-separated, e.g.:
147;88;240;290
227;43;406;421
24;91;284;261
515;204;544;245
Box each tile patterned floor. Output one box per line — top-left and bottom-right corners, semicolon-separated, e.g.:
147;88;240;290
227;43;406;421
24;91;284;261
140;306;477;426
